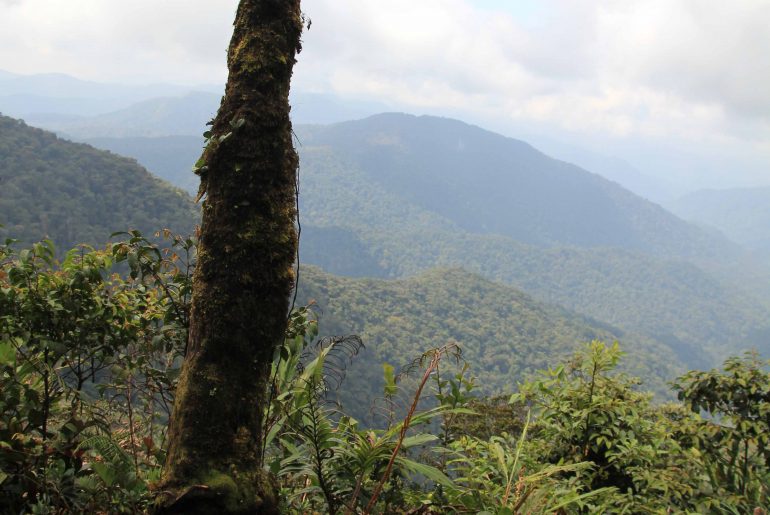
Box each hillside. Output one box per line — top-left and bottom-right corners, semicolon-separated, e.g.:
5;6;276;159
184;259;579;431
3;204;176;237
294;133;770;365
300;226;767;366
296;265;683;421
0;115;198;249
297;114;736;262
83;135;204;194
668;186;770;251
26;92;220;139
46;112;768;365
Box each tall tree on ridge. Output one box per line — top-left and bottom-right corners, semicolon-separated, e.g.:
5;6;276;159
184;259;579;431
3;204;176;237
157;1;302;513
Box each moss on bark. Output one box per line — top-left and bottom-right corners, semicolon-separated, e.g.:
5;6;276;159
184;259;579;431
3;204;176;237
156;1;302;513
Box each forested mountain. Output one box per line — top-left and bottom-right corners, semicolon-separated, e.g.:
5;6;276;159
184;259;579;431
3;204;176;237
300;225;768;365
0;69;207;118
1;110;764;369
296;265;683;420
26;92;221;139
83;135;204;194
0;115;198;249
297;114;736;262
291;118;769;365
668;186;770;251
526;135;680;202
41;111;767;366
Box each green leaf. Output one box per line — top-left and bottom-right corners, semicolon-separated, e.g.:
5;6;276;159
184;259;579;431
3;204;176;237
92;462;116;487
0;341;15;366
401;433;438;448
395;456;455;487
383;363;397;396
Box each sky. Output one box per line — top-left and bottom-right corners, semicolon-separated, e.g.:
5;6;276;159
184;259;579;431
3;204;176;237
1;0;769;193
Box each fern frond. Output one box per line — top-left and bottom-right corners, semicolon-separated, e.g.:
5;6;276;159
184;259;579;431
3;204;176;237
78;434;133;477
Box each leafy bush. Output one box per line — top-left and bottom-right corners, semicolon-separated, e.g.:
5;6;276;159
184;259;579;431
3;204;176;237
2;234;768;513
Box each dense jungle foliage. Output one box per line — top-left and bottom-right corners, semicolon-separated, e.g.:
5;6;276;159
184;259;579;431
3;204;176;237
0;115;198;250
295;144;770;366
1;234;768;513
3;115;769;376
295;265;683;421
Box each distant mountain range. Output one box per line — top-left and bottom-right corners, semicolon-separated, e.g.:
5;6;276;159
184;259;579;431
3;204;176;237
0;113;693;416
668;187;770;251
1;69;388;139
526;135;683;203
2;97;768;378
297;114;736;262
24;92;220;138
0;69;215;118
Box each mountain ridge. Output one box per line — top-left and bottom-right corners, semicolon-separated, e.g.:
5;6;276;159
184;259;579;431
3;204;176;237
0;114;198;249
297;113;737;262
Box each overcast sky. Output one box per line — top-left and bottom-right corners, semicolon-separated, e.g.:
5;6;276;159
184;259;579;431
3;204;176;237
1;0;769;191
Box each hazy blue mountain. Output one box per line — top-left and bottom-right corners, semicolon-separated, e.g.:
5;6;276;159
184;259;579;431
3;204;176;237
24;92;221;138
297;114;735;262
289;115;767;365
0;71;190;99
291;93;390;125
0;115;198;250
26;93;387;139
1;70;390;137
0;70;204;118
667;187;770;251
526;135;682;202
83;135;204;194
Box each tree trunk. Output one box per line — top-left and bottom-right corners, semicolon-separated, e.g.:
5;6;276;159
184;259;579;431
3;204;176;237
156;1;302;513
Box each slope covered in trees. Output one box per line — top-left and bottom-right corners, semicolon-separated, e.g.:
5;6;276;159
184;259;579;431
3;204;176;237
0;115;198;249
83;135;204;194
295;137;769;365
297;114;736;262
31;111;767;366
3;238;767;512
296;265;684;419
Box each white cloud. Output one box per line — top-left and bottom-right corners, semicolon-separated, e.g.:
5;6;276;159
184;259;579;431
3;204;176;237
0;0;237;83
1;0;768;185
295;0;770;144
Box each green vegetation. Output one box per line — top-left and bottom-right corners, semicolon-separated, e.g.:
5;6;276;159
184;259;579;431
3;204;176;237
1;236;768;513
83;136;203;195
296;142;770;365
0;233;192;512
297;114;736;261
38;113;769;367
2;105;769;512
0;115;198;250
296;265;683;421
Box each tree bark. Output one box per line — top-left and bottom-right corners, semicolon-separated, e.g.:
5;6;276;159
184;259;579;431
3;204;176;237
157;1;302;513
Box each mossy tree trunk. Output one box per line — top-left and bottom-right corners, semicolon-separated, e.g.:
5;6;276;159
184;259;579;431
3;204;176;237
157;1;302;513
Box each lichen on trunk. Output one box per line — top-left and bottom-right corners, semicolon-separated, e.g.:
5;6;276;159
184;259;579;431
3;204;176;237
156;1;302;513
